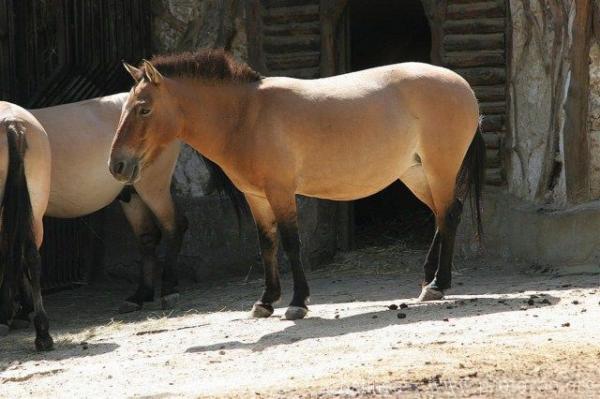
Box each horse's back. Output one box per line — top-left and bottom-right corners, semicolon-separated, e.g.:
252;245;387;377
249;63;479;200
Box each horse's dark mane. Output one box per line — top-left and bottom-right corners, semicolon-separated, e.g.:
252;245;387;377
144;49;261;83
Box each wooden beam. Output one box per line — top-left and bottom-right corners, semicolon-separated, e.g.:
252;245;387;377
319;0;347;77
564;0;592;203
245;0;268;74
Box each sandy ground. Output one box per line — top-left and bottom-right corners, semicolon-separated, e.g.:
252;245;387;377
0;244;599;398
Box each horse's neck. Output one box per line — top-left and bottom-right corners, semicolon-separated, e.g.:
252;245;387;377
174;80;252;164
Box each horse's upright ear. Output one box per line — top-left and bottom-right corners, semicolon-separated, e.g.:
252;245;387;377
142;59;163;85
123;61;143;83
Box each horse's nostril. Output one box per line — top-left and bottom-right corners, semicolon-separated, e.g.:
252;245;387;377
114;161;125;175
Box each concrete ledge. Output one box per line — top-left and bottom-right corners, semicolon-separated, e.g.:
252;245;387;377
459;186;600;265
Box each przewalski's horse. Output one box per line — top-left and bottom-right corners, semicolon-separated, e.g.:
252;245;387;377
0;102;53;350
110;50;485;320
30;94;187;313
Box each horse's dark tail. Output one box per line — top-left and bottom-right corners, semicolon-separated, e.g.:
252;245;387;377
0;121;35;311
201;157;249;227
455;121;486;242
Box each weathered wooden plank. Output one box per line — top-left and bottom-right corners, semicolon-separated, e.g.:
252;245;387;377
479;101;506;115
262;0;319;8
486;148;501;168
447;1;505;19
263;21;320;36
269;67;320;79
443;17;505;34
473;85;505;102
482;131;503;149
443;50;505;67
265;51;320;69
444;33;504;51
263;4;319;24
485;167;504;185
263;34;320;53
481;114;505;131
455;66;505;86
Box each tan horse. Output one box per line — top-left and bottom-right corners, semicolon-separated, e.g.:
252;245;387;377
110;50;485;320
0;102;53;350
28;94;188;313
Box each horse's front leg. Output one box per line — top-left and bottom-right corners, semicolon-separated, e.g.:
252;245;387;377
268;192;310;320
119;193;160;313
245;193;281;318
133;185;187;310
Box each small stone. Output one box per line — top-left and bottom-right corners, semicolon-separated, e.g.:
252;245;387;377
527;299;535;306
399;303;408;309
459;363;465;369
372;315;378;319
541;298;551;305
397;313;407;319
572;300;580;305
562;284;572;288
468;372;478;378
334;314;340;319
219;350;226;355
446;305;454;309
581;309;587;313
388;304;398;310
443;318;449;322
561;322;570;327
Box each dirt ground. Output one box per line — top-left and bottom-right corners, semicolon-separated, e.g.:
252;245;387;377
0;243;599;398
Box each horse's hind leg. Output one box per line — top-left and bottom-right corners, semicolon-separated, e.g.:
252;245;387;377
0;280;14;336
245;193;281;318
400;165;441;288
25;242;53;351
119;193;160;313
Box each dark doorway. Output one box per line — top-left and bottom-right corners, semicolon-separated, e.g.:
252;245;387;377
349;0;435;248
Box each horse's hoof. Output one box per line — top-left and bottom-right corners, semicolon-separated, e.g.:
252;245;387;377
284;306;308;320
0;324;9;336
35;335;54;352
161;293;180;310
11;319;30;330
418;285;444;301
118;301;142;314
250;303;274;318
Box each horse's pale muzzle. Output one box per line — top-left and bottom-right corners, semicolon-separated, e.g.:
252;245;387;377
109;156;141;184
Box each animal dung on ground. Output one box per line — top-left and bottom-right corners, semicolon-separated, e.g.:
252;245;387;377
527;298;535;306
561;322;570;327
399;303;408;309
388;304;398;310
397;313;407;319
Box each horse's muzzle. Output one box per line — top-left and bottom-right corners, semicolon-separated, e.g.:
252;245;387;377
109;156;141;184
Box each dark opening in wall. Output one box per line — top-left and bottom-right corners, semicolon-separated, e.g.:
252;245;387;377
349;0;435;248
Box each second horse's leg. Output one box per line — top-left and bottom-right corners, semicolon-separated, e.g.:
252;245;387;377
119;193;161;313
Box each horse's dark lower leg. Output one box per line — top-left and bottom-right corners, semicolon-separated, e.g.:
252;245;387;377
421;200;463;300
0;280;15;336
278;220;310;320
251;223;281;317
125;229;161;310
422;230;441;285
26;244;53;351
160;213;188;303
12;277;34;329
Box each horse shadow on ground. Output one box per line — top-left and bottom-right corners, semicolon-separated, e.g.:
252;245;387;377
185;294;561;354
0;341;119;373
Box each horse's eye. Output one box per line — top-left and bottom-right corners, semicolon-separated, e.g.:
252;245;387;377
139;107;152;117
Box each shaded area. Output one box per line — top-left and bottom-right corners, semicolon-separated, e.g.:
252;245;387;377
349;0;434;246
